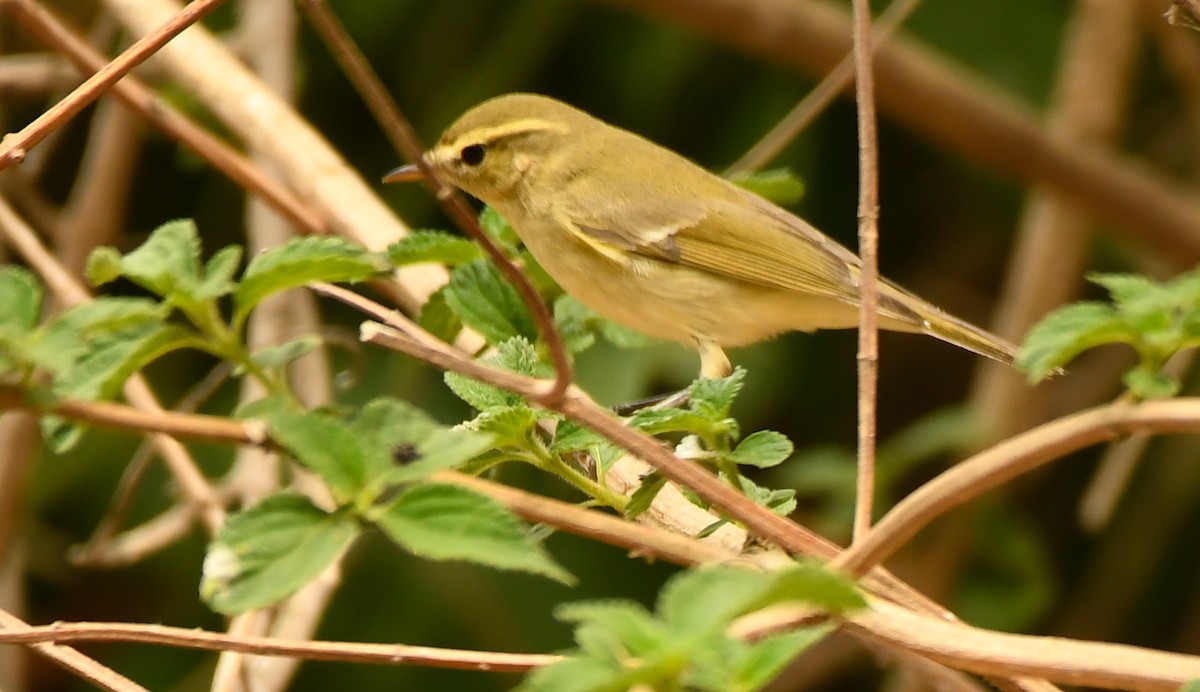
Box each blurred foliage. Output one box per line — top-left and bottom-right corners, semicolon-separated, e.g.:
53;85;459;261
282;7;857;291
5;0;1200;690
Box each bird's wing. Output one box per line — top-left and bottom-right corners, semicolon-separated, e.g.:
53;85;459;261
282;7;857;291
561;182;862;302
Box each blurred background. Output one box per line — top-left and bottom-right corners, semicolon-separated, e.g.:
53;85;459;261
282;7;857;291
3;0;1200;689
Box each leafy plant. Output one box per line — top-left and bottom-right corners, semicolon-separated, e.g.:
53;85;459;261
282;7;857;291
519;562;862;692
1019;268;1200;398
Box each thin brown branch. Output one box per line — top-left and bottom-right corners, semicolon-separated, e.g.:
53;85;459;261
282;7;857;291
835;397;1200;575
4;0;327;237
849;598;1200;690
726;0;922;174
0;620;561;672
850;0;880;543
294;0;572;403
597;0;1200;266
98;0;447;314
0;0;229;169
0;609;148;692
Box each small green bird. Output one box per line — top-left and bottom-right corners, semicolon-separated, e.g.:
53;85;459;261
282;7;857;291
386;93;1015;378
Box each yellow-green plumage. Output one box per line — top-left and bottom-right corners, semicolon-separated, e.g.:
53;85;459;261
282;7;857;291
413;93;1016;377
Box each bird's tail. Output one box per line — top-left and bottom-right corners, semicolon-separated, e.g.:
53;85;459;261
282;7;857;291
878;282;1018;366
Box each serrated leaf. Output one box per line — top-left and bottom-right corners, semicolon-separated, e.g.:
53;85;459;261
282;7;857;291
479;206;521;252
727;430;793;468
50;297;166;335
250;335;321;370
418;285;462;343
689;368;746;420
1017;302;1133;380
445;369;520;411
387;230;482;267
468;405;538;445
1089;272;1165;311
200;493;358;614
269;410;373;503
85;246;123;287
443;260;536;345
0;266;42;331
731;627;829;689
235;236;385;319
197;245;242;300
373;483;572;583
729;168;805;206
118;219;203;297
444;337;545;410
52;323;196;401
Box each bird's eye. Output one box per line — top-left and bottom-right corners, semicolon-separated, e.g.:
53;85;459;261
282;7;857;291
460;144;486;166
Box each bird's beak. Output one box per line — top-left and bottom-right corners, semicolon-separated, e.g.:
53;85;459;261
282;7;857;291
382;163;424;184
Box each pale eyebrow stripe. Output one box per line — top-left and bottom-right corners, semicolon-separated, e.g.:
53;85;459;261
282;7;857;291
447;118;570;148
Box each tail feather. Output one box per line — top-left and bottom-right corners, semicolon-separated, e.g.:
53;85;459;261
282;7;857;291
878;282;1017;366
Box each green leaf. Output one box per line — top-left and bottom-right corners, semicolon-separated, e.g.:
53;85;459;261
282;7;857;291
689;368;746;421
763;561;867;613
1089;272;1164;309
658;563;863;635
550;420;604;454
1123;368;1180;399
731;628;829;689
373;483;572;583
625;472;667;519
381;427;497;484
1017;302;1133;380
467;404;538;445
658;567;780;634
444;337;545;410
50;297;166;335
418;285;463;343
555;601;669;658
1176;680;1200;692
517;656;631;692
269;410;372;503
444;260;537;345
479;206;521;252
200;493;359;614
235;236;385;319
727;431;793;468
197;245;242;300
387;230;482;267
52;323;196;401
117;219;203;297
0;266;42;331
627;407;714;438
250;335;321;370
729;168;805;206
84;246;123;287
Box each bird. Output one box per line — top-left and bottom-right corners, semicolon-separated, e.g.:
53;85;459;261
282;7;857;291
385;93;1015;379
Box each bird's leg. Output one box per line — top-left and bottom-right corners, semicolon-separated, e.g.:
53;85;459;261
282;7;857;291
697;339;732;379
